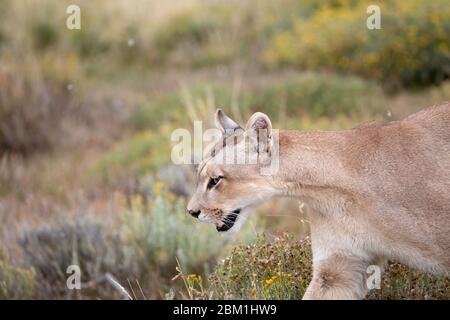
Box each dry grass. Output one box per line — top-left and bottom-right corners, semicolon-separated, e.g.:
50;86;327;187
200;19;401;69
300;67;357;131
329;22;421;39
0;0;449;300
0;61;75;154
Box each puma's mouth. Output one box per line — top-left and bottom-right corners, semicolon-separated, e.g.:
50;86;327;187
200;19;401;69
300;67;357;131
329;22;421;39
216;209;241;232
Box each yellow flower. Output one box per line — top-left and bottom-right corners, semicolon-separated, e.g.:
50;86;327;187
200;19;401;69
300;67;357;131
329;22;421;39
187;274;202;283
264;275;279;288
154;181;164;196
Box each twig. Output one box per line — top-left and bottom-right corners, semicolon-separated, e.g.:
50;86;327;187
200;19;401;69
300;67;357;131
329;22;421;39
81;272;133;300
135;279;147;300
127;278;138;300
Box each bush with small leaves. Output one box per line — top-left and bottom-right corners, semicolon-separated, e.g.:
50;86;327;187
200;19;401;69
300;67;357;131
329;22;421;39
0;248;36;299
208;234;450;299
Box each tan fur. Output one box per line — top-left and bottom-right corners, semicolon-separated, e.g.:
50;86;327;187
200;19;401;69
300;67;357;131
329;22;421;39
187;103;450;299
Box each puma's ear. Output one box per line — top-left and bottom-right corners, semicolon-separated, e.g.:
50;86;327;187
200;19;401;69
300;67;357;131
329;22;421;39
215;109;242;136
245;112;272;133
245;112;273;154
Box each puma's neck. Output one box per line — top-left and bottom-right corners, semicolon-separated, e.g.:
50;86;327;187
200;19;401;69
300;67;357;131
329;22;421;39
273;129;356;213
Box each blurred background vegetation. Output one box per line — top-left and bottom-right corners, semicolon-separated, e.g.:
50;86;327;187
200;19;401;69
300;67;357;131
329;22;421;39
0;0;449;299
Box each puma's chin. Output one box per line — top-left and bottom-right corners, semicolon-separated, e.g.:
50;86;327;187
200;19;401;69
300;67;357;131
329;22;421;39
216;208;250;234
216;209;240;232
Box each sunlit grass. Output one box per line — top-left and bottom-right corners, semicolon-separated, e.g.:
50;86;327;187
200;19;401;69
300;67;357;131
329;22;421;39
0;0;449;300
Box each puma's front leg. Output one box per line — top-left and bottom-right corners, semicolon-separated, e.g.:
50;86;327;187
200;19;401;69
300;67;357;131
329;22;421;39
302;254;370;300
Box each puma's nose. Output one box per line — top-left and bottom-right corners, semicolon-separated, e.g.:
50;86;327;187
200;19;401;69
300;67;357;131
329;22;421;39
187;209;200;218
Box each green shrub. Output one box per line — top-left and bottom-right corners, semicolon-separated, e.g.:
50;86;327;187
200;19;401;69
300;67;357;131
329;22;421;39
251;73;384;119
208;234;450;299
129;94;183;131
154;5;230;52
264;0;450;88
95;127;173;184
13;186;262;299
32;20;58;50
69;28;109;58
209;234;312;299
129;73;385;134
152;5;232;65
18;215;124;299
121;189;262;281
129;84;235;131
111;73;385;186
0;249;36;299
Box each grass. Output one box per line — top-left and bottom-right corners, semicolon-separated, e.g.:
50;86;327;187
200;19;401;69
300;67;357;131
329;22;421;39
0;248;36;299
207;234;450;300
129;72;386;130
152;4;233;66
99;72;384;187
95;128;173;185
263;0;450;88
18;214;124;299
208;234;312;300
0;58;79;154
1;185;263;299
0;0;449;300
248;72;385;119
120;187;263;298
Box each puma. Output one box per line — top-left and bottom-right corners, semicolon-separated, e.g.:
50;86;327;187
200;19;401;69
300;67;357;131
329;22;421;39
187;102;450;299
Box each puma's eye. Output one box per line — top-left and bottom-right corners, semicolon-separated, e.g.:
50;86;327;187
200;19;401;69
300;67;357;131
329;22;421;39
207;176;222;189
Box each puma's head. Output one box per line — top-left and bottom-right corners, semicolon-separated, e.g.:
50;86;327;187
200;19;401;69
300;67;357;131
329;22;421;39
187;109;278;233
